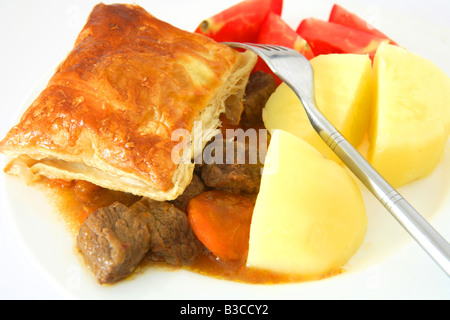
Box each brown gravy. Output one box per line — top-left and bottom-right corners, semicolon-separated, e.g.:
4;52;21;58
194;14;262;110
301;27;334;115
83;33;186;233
40;177;339;285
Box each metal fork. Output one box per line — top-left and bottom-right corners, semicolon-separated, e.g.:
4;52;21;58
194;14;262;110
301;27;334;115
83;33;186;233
224;42;450;277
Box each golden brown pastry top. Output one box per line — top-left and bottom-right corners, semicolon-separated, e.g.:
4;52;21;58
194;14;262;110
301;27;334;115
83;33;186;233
0;3;249;192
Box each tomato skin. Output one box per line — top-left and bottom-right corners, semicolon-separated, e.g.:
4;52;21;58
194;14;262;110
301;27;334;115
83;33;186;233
329;4;397;45
258;12;313;59
194;0;283;43
269;0;283;16
297;18;387;58
252;12;313;83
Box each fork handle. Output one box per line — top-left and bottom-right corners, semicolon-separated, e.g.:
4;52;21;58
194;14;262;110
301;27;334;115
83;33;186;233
299;94;450;277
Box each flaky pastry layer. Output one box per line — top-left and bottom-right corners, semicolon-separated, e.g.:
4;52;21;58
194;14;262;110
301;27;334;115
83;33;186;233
0;3;257;200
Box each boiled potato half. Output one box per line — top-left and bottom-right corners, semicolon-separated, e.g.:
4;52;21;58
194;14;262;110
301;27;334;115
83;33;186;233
247;129;367;278
263;53;373;163
369;43;450;187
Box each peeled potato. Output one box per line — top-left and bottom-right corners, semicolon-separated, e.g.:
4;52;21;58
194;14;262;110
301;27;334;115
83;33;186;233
369;43;450;187
263;53;373;163
247;129;367;277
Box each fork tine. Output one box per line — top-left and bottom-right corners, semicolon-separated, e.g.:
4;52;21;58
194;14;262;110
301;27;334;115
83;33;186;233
263;44;288;51
225;42;280;52
248;43;289;52
250;44;277;51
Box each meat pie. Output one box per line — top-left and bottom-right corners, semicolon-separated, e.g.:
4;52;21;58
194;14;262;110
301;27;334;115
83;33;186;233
0;3;257;201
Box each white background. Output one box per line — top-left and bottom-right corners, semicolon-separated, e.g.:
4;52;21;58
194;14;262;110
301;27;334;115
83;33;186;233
0;0;449;299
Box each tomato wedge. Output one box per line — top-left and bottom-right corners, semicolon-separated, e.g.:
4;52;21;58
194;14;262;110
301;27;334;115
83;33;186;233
297;18;388;58
194;0;283;42
329;4;397;45
254;12;313;83
258;12;314;58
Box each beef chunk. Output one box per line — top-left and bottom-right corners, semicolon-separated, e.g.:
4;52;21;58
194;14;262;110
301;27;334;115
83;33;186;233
170;173;206;212
196;72;274;194
130;198;204;265
78;198;204;284
77;202;151;284
201;162;262;194
242;71;277;125
200;140;263;194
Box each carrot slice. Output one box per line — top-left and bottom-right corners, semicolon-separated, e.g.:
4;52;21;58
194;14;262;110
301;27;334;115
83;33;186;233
187;190;254;262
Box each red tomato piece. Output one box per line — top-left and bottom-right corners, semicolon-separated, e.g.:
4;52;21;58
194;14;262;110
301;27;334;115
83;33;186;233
254;12;313;83
258;12;314;59
297;18;388;58
329;4;397;45
194;0;283;43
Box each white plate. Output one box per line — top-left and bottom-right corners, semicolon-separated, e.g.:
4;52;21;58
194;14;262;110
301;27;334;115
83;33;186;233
0;0;449;300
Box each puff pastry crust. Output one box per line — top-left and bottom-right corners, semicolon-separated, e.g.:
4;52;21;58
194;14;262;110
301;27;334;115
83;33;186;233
0;4;257;200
